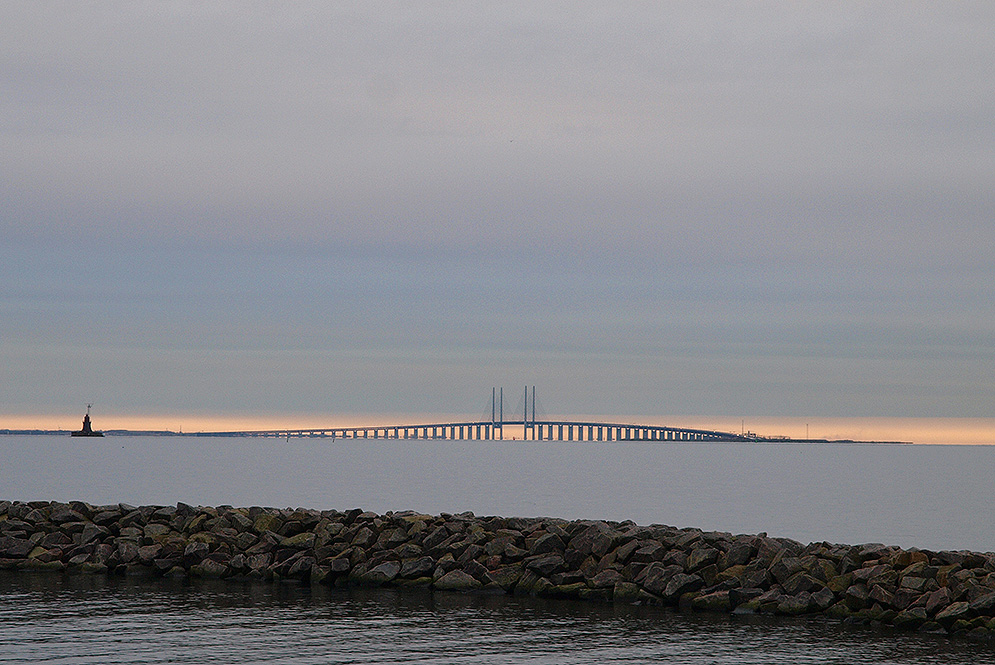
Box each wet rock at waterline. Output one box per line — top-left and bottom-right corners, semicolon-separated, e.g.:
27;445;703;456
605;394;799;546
3;499;995;638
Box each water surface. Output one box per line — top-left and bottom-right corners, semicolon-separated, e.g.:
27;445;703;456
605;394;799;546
1;572;990;665
2;435;993;551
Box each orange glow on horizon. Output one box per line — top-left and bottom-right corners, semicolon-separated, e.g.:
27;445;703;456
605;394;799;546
3;412;993;444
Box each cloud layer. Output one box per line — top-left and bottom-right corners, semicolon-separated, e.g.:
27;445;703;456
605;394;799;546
2;4;993;425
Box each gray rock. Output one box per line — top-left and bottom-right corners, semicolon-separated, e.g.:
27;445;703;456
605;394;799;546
687;547;720;572
191;558;228;578
631;543;666;563
636;562;676;595
692;590;732;612
526;555;565;577
868;584;894;608
328;557;351;573
421;527;450;551
92;511;121;527
185;542;211;566
893;607;928;630
287;555;317;579
935;601;971;628
117;541;140;564
48;504;84;524
613;540;641;564
778;591;813;615
663;573;704;601
568;523;613;556
810;587;836;612
844;583;870;610
588;569;622;589
138;544;162;566
463;559;489;581
400;556;435;578
719;541;756;569
613;581;641;603
434;569;483;591
925;587;953;616
530;533;566;556
144;523;171;540
487;564;523;591
282;532;316;549
590;531;620;558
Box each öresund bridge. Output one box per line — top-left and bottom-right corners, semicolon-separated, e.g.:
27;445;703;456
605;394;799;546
196;387;773;442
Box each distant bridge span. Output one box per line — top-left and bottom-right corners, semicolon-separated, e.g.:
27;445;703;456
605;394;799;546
198;419;753;442
195;387;761;442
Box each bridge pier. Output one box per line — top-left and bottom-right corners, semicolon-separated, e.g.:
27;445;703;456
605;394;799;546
231;417;746;444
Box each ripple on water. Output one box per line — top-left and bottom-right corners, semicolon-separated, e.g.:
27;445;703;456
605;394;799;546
0;573;992;665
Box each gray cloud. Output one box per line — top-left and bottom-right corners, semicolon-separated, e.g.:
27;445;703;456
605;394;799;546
2;3;993;422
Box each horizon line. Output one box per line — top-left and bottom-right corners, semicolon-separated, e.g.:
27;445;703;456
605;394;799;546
3;412;994;445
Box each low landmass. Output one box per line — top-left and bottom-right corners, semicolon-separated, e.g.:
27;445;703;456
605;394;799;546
0;429;911;444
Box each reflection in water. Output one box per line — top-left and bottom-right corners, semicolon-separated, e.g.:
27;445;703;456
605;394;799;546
2;572;991;664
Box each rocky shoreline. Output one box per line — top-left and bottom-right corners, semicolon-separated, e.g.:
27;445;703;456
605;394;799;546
3;500;995;638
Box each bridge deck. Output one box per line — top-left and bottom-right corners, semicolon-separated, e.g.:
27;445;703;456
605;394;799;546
195;419;754;442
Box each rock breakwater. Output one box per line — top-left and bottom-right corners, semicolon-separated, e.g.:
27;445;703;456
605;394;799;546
3;499;995;638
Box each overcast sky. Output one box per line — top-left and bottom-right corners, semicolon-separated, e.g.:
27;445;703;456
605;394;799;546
2;3;993;432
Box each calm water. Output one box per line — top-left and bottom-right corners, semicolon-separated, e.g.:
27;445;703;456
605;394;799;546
1;572;990;665
3;435;995;662
2;435;993;551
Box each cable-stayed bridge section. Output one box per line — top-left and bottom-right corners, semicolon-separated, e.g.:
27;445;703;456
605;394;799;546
199;387;755;442
210;420;750;441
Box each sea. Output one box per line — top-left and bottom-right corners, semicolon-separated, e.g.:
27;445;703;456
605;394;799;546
2;435;994;663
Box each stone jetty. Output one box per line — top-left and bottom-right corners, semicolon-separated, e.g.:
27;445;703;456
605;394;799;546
3;500;995;638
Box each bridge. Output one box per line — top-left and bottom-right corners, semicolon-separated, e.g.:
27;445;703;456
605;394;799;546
195;387;758;442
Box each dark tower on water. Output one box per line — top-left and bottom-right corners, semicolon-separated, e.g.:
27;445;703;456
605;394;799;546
71;404;104;437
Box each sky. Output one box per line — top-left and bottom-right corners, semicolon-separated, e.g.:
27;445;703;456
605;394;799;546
2;3;993;441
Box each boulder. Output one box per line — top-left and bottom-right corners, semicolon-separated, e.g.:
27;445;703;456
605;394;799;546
968;591;995;615
692;590;732;612
530;533;566;556
663;574;704;601
777;592;813;615
525;555;565;578
925;587;953;616
282;532;316;550
191;558;228;578
635;562;676;595
400;556;436;579
486;564;524;591
810;587;836;612
253;513;283;535
687;547;720;572
434;570;483;591
844;583;870;610
893;607;928;630
613;581;642;603
935;601;971;629
588;569;622;589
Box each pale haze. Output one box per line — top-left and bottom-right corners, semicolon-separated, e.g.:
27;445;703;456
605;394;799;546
2;4;993;440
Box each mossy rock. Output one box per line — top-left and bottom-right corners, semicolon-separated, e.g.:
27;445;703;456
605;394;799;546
282;532;316;549
542;582;586;599
253;513;283;534
578;587;612;603
434;570;483;591
613;581;641;603
825;601;853;619
188;532;219;547
23;559;65;572
394;576;433;588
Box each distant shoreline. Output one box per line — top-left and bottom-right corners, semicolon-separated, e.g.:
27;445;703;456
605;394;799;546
0;429;912;444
